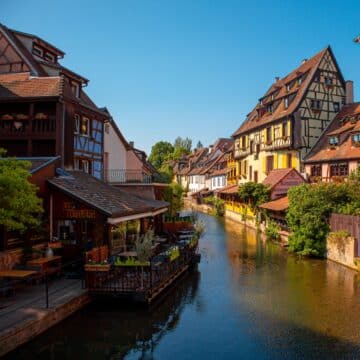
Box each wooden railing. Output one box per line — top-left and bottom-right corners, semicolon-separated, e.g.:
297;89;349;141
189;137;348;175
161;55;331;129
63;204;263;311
0;118;56;137
85;244;198;300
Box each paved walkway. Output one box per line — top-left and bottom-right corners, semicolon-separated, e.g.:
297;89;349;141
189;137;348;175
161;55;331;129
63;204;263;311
0;278;87;335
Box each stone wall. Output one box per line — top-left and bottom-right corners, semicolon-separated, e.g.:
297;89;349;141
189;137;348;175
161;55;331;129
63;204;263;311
326;233;357;270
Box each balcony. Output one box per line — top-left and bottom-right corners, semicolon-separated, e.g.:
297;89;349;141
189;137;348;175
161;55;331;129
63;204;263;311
105;169;153;184
0;118;56;138
234;147;250;159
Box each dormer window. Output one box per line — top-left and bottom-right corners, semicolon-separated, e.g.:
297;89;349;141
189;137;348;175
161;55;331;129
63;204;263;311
271;94;274;101
71;82;80;98
267;104;273;113
311;99;321;110
44;52;55;63
297;77;302;86
325;77;333;86
329;136;339;146
284;97;289;109
286;84;291;92
32;44;43;57
352;133;360;145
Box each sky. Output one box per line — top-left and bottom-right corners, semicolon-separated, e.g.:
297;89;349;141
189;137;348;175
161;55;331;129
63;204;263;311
2;0;360;154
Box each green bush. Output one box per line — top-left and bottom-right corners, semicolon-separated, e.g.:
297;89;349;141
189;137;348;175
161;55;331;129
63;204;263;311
203;196;225;216
265;220;281;242
286;182;360;257
238;182;271;215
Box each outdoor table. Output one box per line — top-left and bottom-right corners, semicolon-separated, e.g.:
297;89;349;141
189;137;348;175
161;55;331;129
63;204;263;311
0;270;37;278
27;256;62;276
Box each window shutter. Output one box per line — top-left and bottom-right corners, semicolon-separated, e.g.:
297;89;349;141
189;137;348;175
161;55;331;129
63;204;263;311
262;157;267;173
274;153;278;169
287;120;291;137
282;154;287;168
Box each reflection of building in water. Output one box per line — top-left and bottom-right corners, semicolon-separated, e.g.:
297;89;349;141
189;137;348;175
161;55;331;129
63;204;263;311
5;271;201;359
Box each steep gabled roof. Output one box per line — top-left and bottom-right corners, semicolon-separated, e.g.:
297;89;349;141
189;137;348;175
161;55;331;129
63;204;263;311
233;47;340;137
305;102;360;163
263;168;296;189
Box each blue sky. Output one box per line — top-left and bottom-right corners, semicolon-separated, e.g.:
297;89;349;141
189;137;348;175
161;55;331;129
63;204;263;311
3;0;360;154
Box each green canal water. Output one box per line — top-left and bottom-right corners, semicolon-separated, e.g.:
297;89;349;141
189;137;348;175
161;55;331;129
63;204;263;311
6;213;360;359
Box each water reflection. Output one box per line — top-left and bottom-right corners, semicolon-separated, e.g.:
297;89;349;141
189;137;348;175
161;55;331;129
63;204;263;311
4;271;200;360
6;213;360;359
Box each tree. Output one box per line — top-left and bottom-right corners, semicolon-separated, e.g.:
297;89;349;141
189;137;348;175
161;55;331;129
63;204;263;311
162;183;185;216
286;183;353;257
238;182;271;214
149;141;174;170
0;149;43;232
196;141;203;149
173;137;192;158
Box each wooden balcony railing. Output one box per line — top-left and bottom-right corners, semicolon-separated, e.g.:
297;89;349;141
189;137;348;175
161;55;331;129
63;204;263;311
0;118;56;137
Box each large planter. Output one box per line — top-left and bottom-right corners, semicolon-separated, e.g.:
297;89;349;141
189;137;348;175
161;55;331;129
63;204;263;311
85;264;111;272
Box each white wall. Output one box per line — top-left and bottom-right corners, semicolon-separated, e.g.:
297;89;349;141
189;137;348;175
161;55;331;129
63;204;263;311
103;121;127;177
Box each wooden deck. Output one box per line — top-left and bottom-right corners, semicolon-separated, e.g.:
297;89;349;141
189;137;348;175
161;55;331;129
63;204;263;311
85;244;200;303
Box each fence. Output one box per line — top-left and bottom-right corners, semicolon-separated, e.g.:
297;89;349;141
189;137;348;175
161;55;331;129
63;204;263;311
329;213;360;256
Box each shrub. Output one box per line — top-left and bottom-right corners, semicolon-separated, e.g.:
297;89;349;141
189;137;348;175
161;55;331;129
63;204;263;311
265;220;281;242
238;182;271;215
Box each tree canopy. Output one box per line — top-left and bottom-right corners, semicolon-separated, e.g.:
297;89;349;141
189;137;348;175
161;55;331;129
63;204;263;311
148;141;174;170
0;149;43;232
238;182;271;213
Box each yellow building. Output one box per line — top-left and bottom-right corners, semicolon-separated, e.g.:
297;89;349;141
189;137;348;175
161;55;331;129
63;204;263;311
232;46;350;184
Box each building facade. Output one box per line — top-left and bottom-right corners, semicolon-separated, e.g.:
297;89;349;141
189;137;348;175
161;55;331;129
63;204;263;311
232;47;350;184
304;102;360;182
0;24;108;179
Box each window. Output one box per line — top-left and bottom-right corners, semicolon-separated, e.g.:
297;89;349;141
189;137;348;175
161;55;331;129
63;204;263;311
311;165;322;177
32;44;43;57
81;117;90;136
104;123;110;134
325;77;333;86
241;136;246;149
44;52;55;63
286;84;291;92
297;77;302;86
329;136;339;146
284;97;289;109
254;171;258;183
314;73;320;82
267;104;273;113
266;127;272;143
352;133;360;144
282;122;288;138
311;99;321;110
287;153;292;168
333;102;340;112
74;114;80;134
330;163;348;177
249;165;252;181
271;94;274;101
74;159;92;174
71;82;80;98
266;155;274;173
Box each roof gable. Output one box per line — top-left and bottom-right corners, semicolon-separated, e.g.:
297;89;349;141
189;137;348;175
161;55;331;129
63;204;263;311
233;47;333;137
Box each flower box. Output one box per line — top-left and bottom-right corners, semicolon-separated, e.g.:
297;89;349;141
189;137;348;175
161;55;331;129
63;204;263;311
84;264;111;272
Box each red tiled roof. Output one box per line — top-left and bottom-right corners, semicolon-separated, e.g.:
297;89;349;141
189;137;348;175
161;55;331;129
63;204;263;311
233;47;332;137
0;72;61;98
217;184;238;194
262;168;294;189
305;102;360;163
259;196;289;211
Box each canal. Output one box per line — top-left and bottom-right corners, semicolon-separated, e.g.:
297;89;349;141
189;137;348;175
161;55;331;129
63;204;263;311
6;213;360;359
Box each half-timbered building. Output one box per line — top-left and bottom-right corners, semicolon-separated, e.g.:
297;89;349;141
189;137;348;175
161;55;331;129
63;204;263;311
304;102;360;182
232;46;351;184
0;23;108;179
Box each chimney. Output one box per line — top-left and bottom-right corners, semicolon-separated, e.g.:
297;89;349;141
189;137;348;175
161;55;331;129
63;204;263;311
345;80;354;104
129;141;134;148
275;77;280;82
208;145;213;154
301;58;308;64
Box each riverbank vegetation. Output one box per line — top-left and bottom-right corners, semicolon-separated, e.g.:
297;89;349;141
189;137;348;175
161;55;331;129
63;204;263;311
203;196;225;216
238;182;271;216
287;174;360;257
